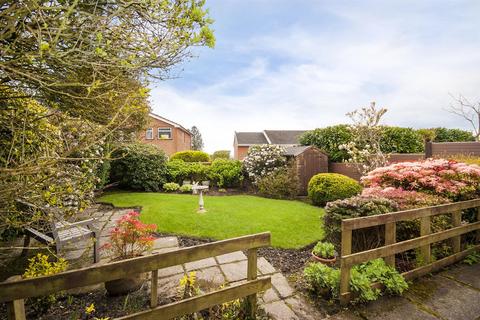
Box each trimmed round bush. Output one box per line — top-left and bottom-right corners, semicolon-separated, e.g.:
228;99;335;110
110;143;167;191
170;150;210;162
308;173;362;206
163;182;180;192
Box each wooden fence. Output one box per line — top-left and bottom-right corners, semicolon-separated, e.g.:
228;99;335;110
425;141;480;158
339;199;480;304
0;232;272;320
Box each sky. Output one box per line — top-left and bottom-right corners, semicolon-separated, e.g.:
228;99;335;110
149;0;480;153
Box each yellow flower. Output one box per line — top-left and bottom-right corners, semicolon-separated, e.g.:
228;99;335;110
85;303;95;315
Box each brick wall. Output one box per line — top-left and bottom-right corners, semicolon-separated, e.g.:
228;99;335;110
138;117;191;156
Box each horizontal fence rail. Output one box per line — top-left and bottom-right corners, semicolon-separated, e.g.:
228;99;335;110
339;199;480;304
1;232;271;320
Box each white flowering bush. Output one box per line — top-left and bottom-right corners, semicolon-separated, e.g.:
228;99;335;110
243;145;287;184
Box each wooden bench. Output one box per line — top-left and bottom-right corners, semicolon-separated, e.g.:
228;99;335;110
18;200;100;263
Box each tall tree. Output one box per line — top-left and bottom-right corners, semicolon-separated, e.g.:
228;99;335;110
447;94;480;141
0;0;215;240
190;126;204;150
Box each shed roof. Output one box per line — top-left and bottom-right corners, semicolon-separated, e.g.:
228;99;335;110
283;146;311;156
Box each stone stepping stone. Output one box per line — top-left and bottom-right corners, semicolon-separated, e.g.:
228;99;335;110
185;257;217;271
263;300;299;320
271;273;294;298
216;251;247;264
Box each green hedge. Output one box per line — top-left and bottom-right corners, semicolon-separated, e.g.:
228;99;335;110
299;125;352;162
211;150;231;160
207;159;243;187
431;127;475;142
257;165;299;199
110;143;168;191
170;150;210;162
308;173;361;206
380;126;424;153
166;159;209;183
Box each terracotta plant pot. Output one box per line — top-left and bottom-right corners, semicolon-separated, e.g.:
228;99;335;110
104;272;146;296
311;252;337;265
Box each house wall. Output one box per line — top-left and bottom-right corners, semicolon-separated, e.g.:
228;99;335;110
138;117;191;156
234;146;250;160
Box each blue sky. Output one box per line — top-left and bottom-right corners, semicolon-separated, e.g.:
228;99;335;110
149;0;480;153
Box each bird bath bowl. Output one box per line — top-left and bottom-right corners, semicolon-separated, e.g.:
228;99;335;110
192;184;209;213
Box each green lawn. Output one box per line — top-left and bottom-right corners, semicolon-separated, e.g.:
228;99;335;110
99;192;324;249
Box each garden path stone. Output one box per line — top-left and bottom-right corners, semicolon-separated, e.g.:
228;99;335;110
152;236;178;250
440;263;480;288
261;288;281;303
185;257;217;271
405;275;480;320
263;300;299;320
271;272;295;298
215;251;247;264
219;260;248;282
157;265;184;278
194;266;226;288
257;256;276;275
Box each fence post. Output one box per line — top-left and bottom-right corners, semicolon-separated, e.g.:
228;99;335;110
245;248;258;318
6;276;25;320
420;216;431;265
477;207;480;243
425;141;433;158
384;222;396;267
150;270;158;308
452;211;462;253
339;222;352;305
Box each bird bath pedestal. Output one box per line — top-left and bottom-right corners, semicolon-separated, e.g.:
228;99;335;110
192;185;209;213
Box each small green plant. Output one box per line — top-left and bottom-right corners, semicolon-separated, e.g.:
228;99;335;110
312;241;335;259
304;263;340;298
303;259;408;303
23;253;68;314
163;182;180;192
179;184;192;193
463;246;480;265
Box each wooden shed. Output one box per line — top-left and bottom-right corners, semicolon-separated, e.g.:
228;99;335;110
284;146;329;195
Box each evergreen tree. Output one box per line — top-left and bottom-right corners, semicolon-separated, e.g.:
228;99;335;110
191;126;204;150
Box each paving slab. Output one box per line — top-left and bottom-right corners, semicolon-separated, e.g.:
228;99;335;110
264;300;299;320
406;275;480;320
153;237;179;250
261;288;281;303
185;257;217;271
220;260;248;282
284;296;322;320
271;272;295;298
356;295;438;320
157;273;183;300
194;266;226;289
157;265;184;278
216;251;247;264
440;263;480;289
258;257;277;275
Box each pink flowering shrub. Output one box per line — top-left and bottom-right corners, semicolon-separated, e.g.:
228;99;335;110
102;211;157;260
362;159;480;200
361;187;449;210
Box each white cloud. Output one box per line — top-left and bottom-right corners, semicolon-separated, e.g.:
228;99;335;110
149;2;480;153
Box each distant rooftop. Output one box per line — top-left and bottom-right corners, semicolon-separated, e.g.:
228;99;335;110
235;130;307;146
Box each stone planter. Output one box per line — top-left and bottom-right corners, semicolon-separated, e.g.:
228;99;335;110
104;272;146;296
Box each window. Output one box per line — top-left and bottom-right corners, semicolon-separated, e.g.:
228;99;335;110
146;128;153;140
158;128;172;139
